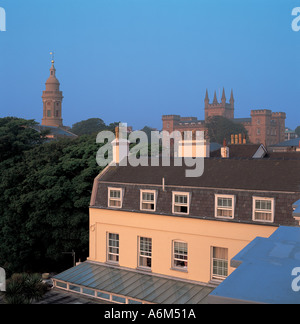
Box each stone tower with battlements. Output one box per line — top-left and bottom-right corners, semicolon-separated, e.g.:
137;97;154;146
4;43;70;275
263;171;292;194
204;88;234;120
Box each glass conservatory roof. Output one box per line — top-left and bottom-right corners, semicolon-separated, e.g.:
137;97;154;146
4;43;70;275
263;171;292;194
53;261;214;304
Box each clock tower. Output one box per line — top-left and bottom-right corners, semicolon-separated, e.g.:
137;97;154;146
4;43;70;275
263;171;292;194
41;56;64;127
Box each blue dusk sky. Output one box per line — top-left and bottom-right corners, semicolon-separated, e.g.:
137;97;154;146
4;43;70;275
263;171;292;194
0;0;300;130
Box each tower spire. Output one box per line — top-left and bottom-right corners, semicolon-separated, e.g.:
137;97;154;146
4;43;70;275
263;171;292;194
205;89;209;102
230;89;234;104
213;91;218;104
221;87;226;100
221;87;226;104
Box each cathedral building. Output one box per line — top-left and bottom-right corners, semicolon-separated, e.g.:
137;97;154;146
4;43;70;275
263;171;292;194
162;89;286;147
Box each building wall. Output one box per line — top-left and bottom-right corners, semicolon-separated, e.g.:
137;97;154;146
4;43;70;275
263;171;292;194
88;208;276;283
162;94;286;147
244;110;286;146
205;104;234;120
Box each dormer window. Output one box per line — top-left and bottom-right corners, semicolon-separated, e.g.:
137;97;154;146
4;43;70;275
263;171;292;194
215;194;235;219
252;197;274;223
140;190;157;212
172;192;190;215
108;188;123;208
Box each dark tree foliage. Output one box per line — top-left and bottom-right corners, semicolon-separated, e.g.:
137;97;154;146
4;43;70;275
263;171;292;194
71;118;120;136
205;116;249;144
0;118;103;274
0;117;47;162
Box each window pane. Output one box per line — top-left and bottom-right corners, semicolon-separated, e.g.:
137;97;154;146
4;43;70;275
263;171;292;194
212;247;228;279
174;242;187;254
142;192;154;201
56;281;67;289
97;292;110;300
128;299;142;304
108;254;119;262
69;285;81;292
218;197;232;207
217;209;232;218
139;237;152;268
82;288;95;296
213;247;228;259
255;211;272;221
110;190;121;198
108;233;119;262
174;205;188;213
139;256;152;268
173;242;188;268
255;199;272;211
142;202;155;210
175;195;187;204
140;237;152;252
112;295;126;303
109;199;121;207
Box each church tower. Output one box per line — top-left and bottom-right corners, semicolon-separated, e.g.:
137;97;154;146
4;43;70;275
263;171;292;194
41;55;63;127
204;88;234;121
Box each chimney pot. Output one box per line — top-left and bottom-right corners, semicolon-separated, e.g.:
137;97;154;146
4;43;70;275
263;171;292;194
239;133;242;144
231;134;234;144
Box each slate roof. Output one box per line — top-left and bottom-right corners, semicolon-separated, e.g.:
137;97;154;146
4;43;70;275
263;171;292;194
98;158;300;193
33;125;77;138
233;117;252;124
270;138;300;147
210;144;264;159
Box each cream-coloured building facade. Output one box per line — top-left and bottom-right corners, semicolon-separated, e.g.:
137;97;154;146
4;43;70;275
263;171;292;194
88;208;276;284
53;139;300;304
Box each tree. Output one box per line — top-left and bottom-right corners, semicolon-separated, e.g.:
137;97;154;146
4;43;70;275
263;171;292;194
0;125;103;274
295;126;300;137
0;117;47;162
3;273;47;304
71;118;120;136
205;116;248;144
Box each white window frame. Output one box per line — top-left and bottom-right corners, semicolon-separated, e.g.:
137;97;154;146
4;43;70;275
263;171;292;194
215;194;235;219
108;187;123;208
252;196;275;223
138;236;152;270
140;190;157;212
172;240;188;271
107;232;119;264
172;192;190;215
211;246;229;281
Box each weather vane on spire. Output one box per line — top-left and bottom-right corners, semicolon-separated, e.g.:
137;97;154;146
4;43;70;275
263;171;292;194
50;51;55;64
